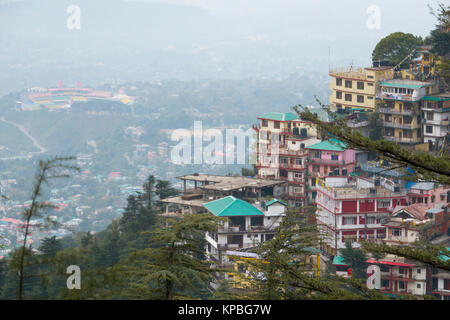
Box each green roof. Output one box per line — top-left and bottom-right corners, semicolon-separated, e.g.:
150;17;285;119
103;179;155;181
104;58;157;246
421;96;450;102
380;81;433;89
332;256;347;266
203;196;264;217
306;138;347;151
265;199;287;207
258;112;298;121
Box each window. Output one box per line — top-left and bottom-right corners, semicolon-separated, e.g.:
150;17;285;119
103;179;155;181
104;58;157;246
426;112;434;120
280;157;287;164
331;154;339;161
367;75;374;79
336;78;342;86
417;283;421;289
274;121;280;129
345;94;352;102
345;80;352;88
357;82;364;90
426;126;433;134
336;91;342;99
262;120;268;127
399;282;405;289
368;96;374;99
357;95;364;103
378;200;390;208
368;82;374;86
417;268;421;274
343;217;357;225
391;229;401;236
294;158;302;165
367;216;376;224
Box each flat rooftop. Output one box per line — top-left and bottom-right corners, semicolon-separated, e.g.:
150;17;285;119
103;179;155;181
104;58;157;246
159;196;207;208
177;174;285;192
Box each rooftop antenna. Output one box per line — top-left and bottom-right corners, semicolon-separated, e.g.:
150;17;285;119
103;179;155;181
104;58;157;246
328;46;331;72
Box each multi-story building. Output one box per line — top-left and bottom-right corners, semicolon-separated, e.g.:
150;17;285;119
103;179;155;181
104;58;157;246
305;139;356;205
203;196;286;265
315;176;407;255
159;174;285;216
329;66;394;112
421;93;450;151
378;79;439;146
334;253;449;299
332;254;427;298
254;111;322;208
382;204;430;245
406;181;450;207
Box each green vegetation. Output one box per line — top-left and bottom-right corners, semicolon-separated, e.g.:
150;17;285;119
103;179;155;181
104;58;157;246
372;32;423;67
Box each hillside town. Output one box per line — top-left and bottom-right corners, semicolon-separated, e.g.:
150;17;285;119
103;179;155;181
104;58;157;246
157;42;450;299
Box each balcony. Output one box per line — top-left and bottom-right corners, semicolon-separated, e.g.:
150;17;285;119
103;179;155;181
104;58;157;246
382;136;419;144
278;162;305;170
382;121;418;130
307;158;348;166
424;118;450;126
378;107;413;116
217;225;274;234
380;92;419;102
347;121;368;128
278;148;309;157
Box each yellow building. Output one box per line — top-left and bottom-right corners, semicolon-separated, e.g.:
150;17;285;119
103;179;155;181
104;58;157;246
378;79;439;145
401;45;438;81
329;66;394;111
224;249;322;290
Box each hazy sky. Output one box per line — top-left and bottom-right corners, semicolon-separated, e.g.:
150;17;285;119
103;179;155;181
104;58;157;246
0;0;442;94
136;0;438;37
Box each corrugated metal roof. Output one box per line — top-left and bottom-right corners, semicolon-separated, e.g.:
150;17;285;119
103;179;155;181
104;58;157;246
203;196;263;217
257;112;298;121
305;138;347;151
265;199;287;207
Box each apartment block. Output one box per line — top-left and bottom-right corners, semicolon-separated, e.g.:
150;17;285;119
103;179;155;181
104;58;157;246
254;111;322;208
421;93;450;151
315;176;407;255
378;79;439;145
329;66;393;111
203;196;286;265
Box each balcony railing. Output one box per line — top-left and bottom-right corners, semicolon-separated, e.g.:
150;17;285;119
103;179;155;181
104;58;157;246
316;184;405;200
382;121;418;129
380;92;419;102
278;162;305;169
378;107;413;115
382;136;418;143
307;158;348;166
424;118;450;126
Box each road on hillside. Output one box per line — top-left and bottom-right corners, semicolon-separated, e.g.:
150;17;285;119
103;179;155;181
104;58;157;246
0;117;48;155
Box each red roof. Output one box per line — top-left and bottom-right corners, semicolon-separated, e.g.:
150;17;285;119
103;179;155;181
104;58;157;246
392;204;428;221
366;259;415;267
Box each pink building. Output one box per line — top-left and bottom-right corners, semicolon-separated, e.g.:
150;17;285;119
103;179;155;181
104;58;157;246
315;176;407;255
306;138;356;177
406;182;449;208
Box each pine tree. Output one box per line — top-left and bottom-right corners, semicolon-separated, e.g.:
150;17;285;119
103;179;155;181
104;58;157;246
113;213;221;299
